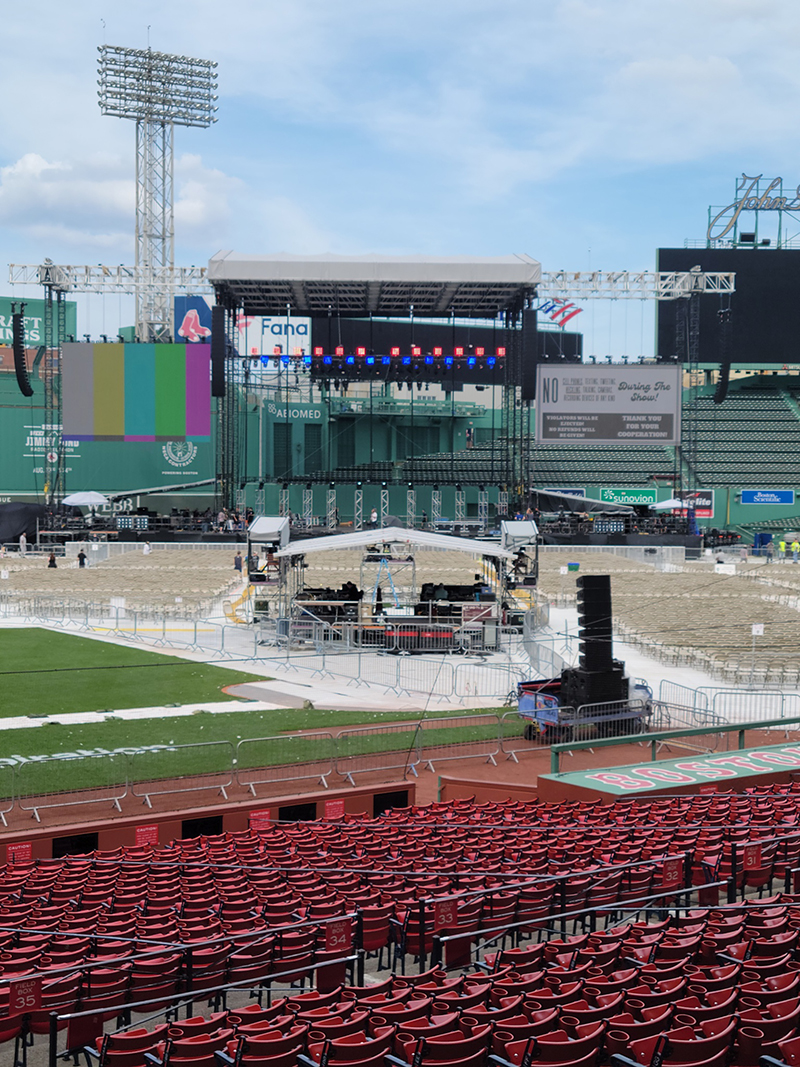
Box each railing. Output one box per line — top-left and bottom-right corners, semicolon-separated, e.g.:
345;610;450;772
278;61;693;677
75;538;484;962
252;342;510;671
658;679;800;722
335;722;422;784
15;752;128;823
419;714;502;770
129;741;235;807
549;713;800;775
236;732;336;793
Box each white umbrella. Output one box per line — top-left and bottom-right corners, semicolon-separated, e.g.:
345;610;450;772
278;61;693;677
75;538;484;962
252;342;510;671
62;491;109;507
649;498;684;511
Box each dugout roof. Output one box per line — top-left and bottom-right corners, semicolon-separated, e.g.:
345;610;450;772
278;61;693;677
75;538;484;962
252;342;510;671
207;252;541;317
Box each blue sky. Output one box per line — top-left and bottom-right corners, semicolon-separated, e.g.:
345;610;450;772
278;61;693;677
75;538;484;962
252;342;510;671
1;0;798;352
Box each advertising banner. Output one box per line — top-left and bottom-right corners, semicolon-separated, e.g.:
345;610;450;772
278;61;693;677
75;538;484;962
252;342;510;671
535;365;681;445
0;296;77;348
599;488;657;506
676;489;715;518
741;490;795;505
174;297;311;356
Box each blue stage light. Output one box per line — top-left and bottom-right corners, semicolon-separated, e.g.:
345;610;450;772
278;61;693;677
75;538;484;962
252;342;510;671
445;357;453;366
425;356;434;365
366;356;375;365
382;356;391;365
402;356;411;365
468;357;476;367
487;357;496;368
323;356;332;365
346;356;355;364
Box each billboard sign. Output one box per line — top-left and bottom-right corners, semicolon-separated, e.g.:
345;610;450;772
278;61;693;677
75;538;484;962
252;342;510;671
174;296;311;356
741;490;795;505
599;488;657;506
676;489;715;518
535;365;681;445
0;296;77;347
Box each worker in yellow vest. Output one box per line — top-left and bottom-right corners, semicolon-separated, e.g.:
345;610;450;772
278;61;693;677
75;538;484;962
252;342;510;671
779;538;787;561
792;539;800;563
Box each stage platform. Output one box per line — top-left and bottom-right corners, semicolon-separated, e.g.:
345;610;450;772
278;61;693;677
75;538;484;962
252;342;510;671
537;738;800;802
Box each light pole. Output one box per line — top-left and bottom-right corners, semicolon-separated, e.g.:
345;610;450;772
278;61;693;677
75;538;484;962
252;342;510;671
97;44;218;342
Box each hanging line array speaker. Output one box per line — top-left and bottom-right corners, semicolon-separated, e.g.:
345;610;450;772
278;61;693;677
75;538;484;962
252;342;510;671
211;305;226;398
12;312;33;398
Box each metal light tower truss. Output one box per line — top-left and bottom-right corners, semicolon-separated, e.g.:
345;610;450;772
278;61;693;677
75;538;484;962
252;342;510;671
9;262;212;295
97;44;218;342
539;270;736;300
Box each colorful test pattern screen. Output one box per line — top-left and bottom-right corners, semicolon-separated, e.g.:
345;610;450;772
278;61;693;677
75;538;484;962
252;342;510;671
62;343;211;441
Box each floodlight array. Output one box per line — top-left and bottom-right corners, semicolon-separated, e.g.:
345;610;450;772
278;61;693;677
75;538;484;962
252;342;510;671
98;45;218;127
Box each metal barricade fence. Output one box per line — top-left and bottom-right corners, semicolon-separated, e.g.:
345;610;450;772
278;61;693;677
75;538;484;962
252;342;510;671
453;661;527;699
702;688;790;723
0;763;15;826
497;708;557;759
658;680;710;713
335;722;423;784
418;714;501;770
235;733;335;793
15;753;129;822
130;741;235;807
396;657;456;700
571;699;648;737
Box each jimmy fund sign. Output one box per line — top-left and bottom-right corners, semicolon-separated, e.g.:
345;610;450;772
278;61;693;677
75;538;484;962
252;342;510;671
535;365;681;446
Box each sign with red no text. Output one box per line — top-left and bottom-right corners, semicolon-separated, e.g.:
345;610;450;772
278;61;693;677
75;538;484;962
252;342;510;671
743;844;762;870
325;918;352;952
661;857;683;887
9;977;41;1013
434;898;458;930
324;799;346;820
699;784;719;794
7;842;32;864
135;825;159;847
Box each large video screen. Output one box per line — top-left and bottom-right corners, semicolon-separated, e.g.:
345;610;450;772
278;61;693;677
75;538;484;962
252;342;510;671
656;247;800;363
62;343;211;441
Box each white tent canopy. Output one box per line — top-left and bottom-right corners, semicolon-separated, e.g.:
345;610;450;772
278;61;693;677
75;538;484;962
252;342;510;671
275;527;515;560
649;498;685;511
501;520;538;552
248;516;290;547
62;491;109;507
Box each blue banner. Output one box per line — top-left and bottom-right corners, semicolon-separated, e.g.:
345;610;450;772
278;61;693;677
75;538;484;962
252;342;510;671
741;489;795;505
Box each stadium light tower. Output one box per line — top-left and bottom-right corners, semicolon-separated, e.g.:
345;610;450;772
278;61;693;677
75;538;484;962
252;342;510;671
97;44;218;342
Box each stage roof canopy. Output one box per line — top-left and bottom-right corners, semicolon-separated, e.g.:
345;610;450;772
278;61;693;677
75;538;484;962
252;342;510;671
208;252;541;318
275;526;515;560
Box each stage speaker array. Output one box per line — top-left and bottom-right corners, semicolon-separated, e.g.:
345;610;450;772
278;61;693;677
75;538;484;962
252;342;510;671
576;573;613;673
211;306;226;398
12;311;33;398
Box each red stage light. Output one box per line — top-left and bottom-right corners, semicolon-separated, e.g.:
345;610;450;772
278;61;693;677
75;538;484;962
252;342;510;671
356;347;366;356
412;346;421;356
273;346;283;355
433;347;442;356
496;346;506;356
476;347;485;356
391;347;400;356
454;347;464;356
314;347;324;356
335;346;344;356
293;347;303;356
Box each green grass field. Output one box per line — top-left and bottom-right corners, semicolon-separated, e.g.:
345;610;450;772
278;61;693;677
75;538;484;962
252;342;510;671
0;629;266;716
1;707;510;798
0;628;514;798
